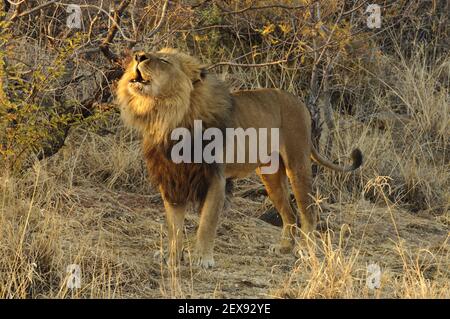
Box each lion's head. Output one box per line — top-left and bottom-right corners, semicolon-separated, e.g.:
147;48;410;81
119;48;206;100
117;48;218;139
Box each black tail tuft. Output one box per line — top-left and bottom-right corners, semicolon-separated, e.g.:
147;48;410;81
351;148;363;170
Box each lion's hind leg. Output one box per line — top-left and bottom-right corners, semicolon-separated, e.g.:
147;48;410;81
284;154;318;241
257;160;297;254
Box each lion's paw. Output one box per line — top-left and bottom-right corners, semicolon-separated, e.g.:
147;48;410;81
269;243;294;255
153;250;166;263
153;249;187;266
194;254;215;269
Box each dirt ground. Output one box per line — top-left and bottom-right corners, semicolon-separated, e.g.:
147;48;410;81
48;171;448;298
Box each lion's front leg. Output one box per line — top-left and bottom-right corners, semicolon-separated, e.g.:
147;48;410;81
161;189;187;267
195;173;226;269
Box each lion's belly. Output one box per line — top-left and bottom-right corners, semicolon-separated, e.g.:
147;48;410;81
224;162;260;178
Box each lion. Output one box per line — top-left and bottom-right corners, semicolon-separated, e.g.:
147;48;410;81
117;48;362;268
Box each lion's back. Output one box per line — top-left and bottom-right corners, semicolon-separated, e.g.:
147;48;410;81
231;88;306;129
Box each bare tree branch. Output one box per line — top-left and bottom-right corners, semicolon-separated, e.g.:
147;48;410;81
208;58;288;69
307;3;323;167
99;0;132;64
342;0;368;16
145;0;169;40
322;56;337;157
216;0;318;15
10;0;57;21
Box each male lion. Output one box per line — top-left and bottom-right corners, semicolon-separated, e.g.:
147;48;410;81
117;48;362;268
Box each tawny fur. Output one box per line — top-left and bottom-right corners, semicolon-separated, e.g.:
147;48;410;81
116;48;362;268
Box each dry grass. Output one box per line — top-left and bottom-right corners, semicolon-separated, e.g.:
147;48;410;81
0;48;448;299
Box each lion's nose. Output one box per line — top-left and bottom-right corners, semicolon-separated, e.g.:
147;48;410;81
135;53;149;63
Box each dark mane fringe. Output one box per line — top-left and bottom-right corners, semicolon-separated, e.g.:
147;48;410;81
143;97;233;205
143;131;222;205
144;151;217;205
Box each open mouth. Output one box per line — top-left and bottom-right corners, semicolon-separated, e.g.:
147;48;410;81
130;67;149;84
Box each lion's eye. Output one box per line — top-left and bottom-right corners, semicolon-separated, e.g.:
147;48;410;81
159;58;170;64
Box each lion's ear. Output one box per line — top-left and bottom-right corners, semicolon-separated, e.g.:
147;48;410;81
200;67;208;79
192;67;208;84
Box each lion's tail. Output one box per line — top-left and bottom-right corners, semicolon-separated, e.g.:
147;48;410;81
310;147;363;173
